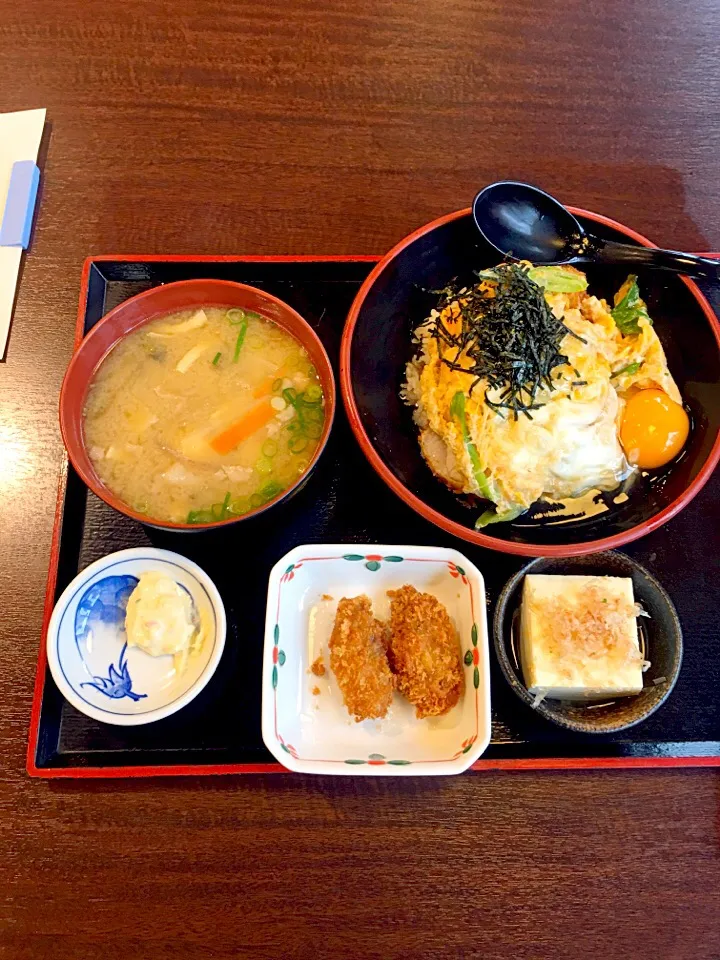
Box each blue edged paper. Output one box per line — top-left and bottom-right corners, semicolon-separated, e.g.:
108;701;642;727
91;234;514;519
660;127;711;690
0;160;40;248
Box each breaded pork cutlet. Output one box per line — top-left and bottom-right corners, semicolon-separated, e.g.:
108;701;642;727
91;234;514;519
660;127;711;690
387;585;463;718
329;596;394;722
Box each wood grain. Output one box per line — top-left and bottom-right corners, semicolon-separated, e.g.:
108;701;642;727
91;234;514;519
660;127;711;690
1;0;719;956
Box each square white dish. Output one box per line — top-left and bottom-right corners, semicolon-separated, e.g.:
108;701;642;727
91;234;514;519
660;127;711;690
261;544;490;775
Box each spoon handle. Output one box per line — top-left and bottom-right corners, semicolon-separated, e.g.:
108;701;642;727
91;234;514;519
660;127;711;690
588;238;720;281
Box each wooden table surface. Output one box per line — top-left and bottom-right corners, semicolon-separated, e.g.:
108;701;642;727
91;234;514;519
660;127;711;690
1;1;719;956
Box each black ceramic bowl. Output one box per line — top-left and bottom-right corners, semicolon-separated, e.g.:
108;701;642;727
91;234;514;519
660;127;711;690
341;207;720;557
493;551;683;734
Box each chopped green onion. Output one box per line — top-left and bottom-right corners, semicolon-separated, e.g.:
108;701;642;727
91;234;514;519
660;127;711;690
305;383;323;402
260;480;283;502
210;492;232;521
289;435;308;454
305;422;322;439
187;509;213;524
230;497;250;516
282;387;298;405
612;360;643;378
233;319;248;362
255;457;273;475
262;439;278;457
249;492;263;508
245;310;262;321
272;378;283;392
212;352;222;366
226;308;246;325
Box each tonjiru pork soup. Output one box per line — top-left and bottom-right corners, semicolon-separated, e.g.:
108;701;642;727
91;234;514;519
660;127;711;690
83;306;326;523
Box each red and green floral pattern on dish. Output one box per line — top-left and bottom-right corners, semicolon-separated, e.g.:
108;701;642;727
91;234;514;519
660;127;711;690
448;561;468;584
344;753;412;766
342;553;404;572
452;735;478;760
463;623;480;689
281;563;302;583
271;623;286;690
277;735;298;759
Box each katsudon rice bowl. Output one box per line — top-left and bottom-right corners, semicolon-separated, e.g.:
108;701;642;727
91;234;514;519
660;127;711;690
340;207;720;556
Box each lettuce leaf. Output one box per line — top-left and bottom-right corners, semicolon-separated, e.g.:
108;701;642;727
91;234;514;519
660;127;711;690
475;505;526;528
527;266;588;293
611;275;652;336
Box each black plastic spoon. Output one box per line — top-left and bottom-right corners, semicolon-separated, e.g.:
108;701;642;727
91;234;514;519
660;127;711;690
473;181;720;281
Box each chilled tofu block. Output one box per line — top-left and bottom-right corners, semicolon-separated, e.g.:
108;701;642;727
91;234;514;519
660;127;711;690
520;574;644;701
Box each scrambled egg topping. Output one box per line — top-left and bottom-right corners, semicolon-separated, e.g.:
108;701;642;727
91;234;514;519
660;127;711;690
404;268;681;522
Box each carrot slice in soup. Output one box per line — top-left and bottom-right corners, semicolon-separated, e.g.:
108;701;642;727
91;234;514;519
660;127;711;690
210;399;276;455
252;360;294;398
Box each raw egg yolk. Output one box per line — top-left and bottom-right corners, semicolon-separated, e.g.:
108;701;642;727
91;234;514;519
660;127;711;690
620;389;689;470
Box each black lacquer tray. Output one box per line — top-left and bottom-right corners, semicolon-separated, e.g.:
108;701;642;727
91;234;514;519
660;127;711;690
27;255;720;777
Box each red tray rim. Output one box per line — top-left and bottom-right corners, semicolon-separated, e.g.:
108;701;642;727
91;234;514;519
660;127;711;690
27;252;720;779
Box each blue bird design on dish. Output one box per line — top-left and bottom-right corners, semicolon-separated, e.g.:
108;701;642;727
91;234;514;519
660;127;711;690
74;574;139;658
80;642;147;701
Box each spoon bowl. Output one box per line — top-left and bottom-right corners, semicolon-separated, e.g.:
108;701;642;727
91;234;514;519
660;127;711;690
473;180;581;264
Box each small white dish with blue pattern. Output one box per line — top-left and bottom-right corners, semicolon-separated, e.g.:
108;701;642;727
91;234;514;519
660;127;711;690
47;548;226;726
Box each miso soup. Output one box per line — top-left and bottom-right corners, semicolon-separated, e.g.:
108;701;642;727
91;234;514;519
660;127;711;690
83;306;326;523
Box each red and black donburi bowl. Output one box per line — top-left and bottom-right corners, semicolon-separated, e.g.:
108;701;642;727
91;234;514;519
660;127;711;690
341;208;720;558
60;279;335;531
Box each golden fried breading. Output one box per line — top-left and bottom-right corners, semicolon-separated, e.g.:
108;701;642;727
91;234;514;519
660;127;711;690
310;654;326;677
387;585;463;718
329;596;394;722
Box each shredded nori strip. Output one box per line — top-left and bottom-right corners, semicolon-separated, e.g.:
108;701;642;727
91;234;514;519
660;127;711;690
429;263;584;420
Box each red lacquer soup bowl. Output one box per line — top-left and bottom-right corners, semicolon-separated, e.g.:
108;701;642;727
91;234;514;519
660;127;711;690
60;279;336;531
341;207;720;558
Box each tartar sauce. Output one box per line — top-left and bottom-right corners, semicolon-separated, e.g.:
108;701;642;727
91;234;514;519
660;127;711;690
125;571;205;672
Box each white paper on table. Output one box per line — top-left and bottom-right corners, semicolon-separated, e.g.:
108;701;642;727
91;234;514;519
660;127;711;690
0;108;46;359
